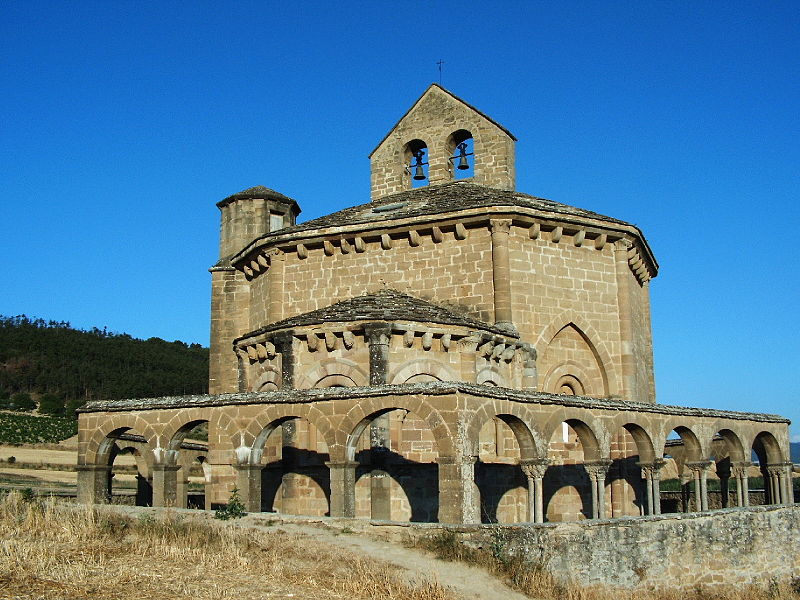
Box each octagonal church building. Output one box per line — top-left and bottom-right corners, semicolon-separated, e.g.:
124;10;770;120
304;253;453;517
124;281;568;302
77;85;792;524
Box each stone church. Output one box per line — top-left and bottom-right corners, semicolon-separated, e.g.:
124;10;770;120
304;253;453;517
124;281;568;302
77;85;792;523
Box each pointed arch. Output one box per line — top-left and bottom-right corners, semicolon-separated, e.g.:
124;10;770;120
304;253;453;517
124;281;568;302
535;310;619;397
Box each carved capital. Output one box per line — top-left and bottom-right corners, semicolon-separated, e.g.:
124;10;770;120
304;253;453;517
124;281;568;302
490;218;512;235
520;459;550;480
637;459;667;479
687;460;714;475
585;460;613;481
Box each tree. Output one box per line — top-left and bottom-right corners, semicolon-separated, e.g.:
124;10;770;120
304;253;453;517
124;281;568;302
65;398;86;419
39;393;65;416
10;392;36;412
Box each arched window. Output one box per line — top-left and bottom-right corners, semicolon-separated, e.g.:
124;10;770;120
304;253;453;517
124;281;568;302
447;129;474;179
403;139;429;188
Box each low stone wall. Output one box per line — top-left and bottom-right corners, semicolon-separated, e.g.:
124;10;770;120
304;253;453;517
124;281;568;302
459;505;799;589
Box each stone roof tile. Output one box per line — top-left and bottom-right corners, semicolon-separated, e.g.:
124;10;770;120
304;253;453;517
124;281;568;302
258;182;627;239
235;288;513;341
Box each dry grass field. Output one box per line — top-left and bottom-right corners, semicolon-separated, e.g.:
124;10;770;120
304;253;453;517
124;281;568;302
0;491;798;600
0;492;455;600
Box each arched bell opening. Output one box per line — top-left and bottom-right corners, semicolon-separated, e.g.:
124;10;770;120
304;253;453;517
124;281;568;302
348;408;440;523
446;129;474;180
544;419;603;522
256;416;331;516
474;414;540;524
403;139;429;188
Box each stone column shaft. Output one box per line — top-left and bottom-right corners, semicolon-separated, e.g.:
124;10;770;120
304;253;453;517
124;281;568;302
521;460;549;524
236;464;264;512
613;240;636;401
76;465;112;505
437;456;478;524
268;250;285;323
327;461;357;518
272;331;295;389
365;323;392;385
490;219;515;332
152;464;181;508
586;461;611;519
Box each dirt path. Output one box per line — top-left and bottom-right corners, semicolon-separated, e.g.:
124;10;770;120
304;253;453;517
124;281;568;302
248;519;532;600
97;504;532;600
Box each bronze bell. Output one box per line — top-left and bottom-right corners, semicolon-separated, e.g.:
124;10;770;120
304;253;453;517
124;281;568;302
456;142;470;170
413;150;426;180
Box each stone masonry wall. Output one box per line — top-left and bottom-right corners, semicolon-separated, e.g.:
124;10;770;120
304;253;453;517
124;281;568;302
460;505;800;589
370;85;515;199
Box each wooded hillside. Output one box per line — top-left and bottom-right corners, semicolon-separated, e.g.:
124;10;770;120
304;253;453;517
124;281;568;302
0;315;208;409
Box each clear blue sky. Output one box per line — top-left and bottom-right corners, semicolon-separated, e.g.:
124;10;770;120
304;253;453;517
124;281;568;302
1;2;798;438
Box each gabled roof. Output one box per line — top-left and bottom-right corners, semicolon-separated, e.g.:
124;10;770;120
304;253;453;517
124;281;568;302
368;83;517;158
235;288;514;341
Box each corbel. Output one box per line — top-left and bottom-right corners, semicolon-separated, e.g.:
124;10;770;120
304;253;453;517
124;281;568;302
243;265;254;278
257;254;270;268
501;346;516;361
574;230;586;247
323;240;335;256
455;223;467;240
594;233;607;251
550;226;563;243
249;259;261;274
342;330;355;349
306;333;319;352
529;222;540;240
296;243;308;259
403;330;415;347
478;340;494;357
432;226;443;243
354;237;365;253
491;343;506;359
324;331;337;352
381;234;393;250
409;230;421;247
246;346;258;361
341;238;352;254
256;343;268;360
422;331;433;351
441;333;452;351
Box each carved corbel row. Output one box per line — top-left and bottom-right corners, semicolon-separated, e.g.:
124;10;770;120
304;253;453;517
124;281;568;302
398;328;460;352
527;220;613;252
476;335;523;363
303;329;360;353
237;340;277;363
242;248;273;280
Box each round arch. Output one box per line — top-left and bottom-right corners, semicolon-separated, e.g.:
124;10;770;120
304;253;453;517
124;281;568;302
230;404;337;464
296;358;368;390
541;411;608;462
85;417;158;466
336;396;454;462
465;401;545;460
389;358;457;385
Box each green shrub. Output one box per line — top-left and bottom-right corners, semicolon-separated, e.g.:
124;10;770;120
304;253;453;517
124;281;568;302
38;393;65;416
214;487;247;520
9;392;35;412
65;398;86;419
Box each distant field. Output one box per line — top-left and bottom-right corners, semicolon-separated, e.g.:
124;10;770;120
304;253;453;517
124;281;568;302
0;412;77;444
